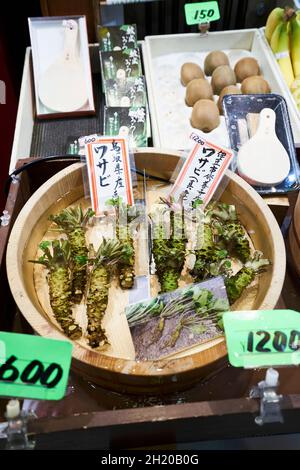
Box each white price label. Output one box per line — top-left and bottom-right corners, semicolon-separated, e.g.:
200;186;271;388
85;136;134;215
170;131;233;208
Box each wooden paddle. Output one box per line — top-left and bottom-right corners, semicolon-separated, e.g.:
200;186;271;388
237;108;290;187
39;20;88;113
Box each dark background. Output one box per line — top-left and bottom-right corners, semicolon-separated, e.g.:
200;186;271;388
0;0;280;211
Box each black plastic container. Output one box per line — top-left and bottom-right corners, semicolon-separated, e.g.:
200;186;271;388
223;93;300;195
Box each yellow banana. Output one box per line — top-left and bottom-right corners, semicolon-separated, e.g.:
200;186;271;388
265;7;284;43
270;19;283;52
291;77;300;110
271;21;295;88
290;14;300;77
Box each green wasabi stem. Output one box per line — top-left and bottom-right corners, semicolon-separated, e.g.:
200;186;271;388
160;269;180;292
208;254;233;278
216;222;251;263
206;202;238;223
116;221;135;289
49;206;94;303
151;198;187;293
194;247;232;281
192;223;217;280
225;252;270;305
166;197;187;290
86;239;125;348
29;240;82;340
208;202;251;263
116;206;136;289
106;198;137;289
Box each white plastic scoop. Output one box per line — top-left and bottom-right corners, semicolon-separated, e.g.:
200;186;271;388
237;108;290;186
39;20;88;113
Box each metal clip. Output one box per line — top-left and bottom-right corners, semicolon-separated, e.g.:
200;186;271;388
0;210;10;227
250;368;283;426
11;174;20;184
4;400;36;450
198;22;210;35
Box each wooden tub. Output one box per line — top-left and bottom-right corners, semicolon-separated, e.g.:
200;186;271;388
6;149;286;393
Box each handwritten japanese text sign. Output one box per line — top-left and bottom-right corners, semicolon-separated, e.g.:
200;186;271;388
85;136;134;215
169;131;233;209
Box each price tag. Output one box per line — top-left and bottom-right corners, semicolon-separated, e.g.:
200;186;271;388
0;332;72;400
169;131;233;209
223;310;300;368
85;136;134;216
184;1;220;26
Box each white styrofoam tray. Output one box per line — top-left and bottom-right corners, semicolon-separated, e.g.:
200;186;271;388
28;17;95;117
10;44;100;173
142;29;300;150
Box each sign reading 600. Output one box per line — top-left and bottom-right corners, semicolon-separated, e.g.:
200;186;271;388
0;332;72;400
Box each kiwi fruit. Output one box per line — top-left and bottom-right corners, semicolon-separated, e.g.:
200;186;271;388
241;75;271;94
181;62;204;86
185;78;213;106
211;65;236;95
234;57;260;82
217;85;241;114
204;50;229;76
191;99;220;132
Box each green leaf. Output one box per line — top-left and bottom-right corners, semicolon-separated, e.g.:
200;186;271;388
216;249;228;259
190;324;207;335
209;263;219;276
105;196;123;207
197;289;212;307
212;299;229;311
75;255;88;265
39;241;51;250
192;199;203;208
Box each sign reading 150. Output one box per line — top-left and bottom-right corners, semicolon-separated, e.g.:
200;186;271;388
193;8;215;21
184;2;220;26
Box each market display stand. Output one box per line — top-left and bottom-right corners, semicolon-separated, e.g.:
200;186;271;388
1;157;300;450
1;37;300;449
10;42;292;227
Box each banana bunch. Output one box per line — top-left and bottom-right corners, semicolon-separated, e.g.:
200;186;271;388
290;11;300;110
265;6;300;96
291;77;300;110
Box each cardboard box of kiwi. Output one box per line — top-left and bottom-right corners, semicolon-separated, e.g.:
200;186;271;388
142;29;300;151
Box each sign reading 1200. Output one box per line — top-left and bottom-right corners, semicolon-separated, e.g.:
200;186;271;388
0;332;72;400
223;310;300;368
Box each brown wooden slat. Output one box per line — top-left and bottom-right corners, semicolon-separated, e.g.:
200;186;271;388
40;0;97;42
27;394;300;449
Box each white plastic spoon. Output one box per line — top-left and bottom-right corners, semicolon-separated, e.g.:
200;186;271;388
39;20;88;113
237;108;290;186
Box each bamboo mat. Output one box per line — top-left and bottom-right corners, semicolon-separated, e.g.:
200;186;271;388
30;74;103;158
